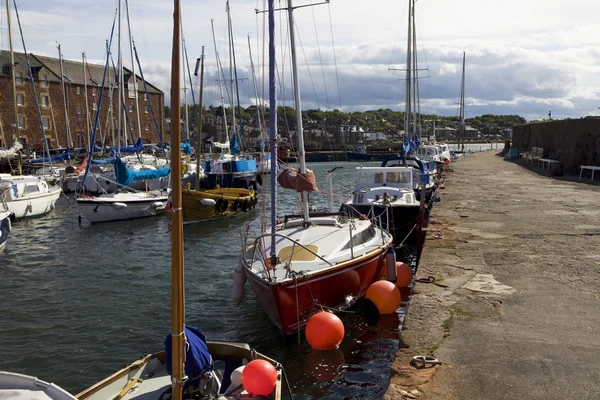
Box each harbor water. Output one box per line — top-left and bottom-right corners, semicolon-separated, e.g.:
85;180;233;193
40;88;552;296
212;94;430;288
0;161;403;399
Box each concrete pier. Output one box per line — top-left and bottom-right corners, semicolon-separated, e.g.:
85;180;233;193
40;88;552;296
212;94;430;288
385;151;600;399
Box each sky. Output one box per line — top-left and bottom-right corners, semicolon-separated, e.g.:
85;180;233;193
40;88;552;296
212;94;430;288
3;0;600;121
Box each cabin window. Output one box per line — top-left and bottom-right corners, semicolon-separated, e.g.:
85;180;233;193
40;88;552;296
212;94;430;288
18;117;25;129
42;118;50;130
128;83;137;99
40;74;48;87
15;71;23;84
41;96;49;107
342;225;376;250
16;94;24;106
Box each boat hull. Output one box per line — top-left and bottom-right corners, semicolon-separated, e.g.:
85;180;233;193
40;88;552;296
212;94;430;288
245;249;387;335
0;211;11;249
342;203;421;247
182;188;256;224
3;186;61;219
77;193;168;224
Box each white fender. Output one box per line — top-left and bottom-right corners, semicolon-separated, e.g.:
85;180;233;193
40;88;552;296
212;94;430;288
233;261;247;305
111;202;128;209
201;198;216;207
151;201;166;209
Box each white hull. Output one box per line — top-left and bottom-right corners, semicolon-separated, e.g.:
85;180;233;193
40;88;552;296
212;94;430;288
0;211;11;249
77;191;169;224
0;371;77;400
257;159;273;174
0;175;61;219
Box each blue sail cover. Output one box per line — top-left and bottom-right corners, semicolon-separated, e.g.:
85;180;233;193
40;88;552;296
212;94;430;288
164;326;213;386
29;148;70;164
230;134;240;155
109;137;143;153
91;156;116;165
114;157;170;186
180;140;192;155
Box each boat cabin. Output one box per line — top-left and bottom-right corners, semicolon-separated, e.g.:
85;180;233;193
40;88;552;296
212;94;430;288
415;145;441;162
352;166;416;206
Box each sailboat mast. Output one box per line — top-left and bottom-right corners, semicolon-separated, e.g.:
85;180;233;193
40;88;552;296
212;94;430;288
211;19;230;143
403;0;412;140
117;0;122;154
6;0;21;174
226;0;236;139
107;40;115;147
181;27;189;141
248;34;262;134
287;0;309;222
170;1;184;399
460;51;466;150
57;44;72;149
268;0;277;260
83;53;91;148
195;46;205;190
411;0;419;138
125;0;142;141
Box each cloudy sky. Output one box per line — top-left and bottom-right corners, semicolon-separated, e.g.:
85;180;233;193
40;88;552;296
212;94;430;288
4;0;600;121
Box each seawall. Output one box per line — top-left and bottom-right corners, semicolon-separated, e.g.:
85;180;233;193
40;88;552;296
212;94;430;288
512;119;600;174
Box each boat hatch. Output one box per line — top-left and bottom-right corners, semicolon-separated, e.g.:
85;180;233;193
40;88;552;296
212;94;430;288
278;245;319;262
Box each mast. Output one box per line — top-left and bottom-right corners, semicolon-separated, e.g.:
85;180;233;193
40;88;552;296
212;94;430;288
107;39;115;147
411;0;419;139
459;51;466;151
181;24;189;141
211;19;230;144
226;0;236;140
403;0;412;141
195;46;205;190
117;0;122;154
170;0;184;399
287;0;309;222
6;0;21;174
268;0;277;262
125;0;142;141
83;53;91;148
230;10;245;153
57;44;72;149
248;34;262;135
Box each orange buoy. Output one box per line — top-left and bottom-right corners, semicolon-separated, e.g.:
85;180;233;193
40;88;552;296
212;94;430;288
305;311;345;350
365;280;401;314
241;359;277;396
395;262;413;288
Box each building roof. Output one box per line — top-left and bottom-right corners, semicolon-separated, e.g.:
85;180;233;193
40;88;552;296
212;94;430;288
0;50;162;94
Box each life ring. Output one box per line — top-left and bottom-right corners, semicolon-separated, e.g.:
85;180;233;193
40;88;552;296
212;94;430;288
181;163;189;175
232;198;242;211
241;198;250;212
215;197;229;213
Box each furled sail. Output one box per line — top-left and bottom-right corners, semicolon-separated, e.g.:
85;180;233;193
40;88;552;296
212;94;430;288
109;137;143;153
114;157;170;186
29;148;70;164
0;142;23;159
277;166;318;192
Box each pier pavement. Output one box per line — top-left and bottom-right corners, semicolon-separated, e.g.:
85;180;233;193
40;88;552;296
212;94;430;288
385;151;600;399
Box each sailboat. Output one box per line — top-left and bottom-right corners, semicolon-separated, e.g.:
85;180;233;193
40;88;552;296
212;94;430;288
236;0;393;336
76;1;170;224
77;2;282;398
0;0;61;220
181;47;256;224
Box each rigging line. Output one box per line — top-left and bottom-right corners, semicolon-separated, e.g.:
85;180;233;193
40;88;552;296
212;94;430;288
294;19;320;110
310;0;330;109
327;2;342;111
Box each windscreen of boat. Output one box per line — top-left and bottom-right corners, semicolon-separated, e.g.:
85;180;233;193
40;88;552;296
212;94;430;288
357;170;411;186
342;224;377;250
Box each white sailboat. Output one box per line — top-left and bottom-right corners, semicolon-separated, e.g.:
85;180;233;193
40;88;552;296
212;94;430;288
237;0;393;336
0;0;61;220
77;2;282;399
0;371;76;400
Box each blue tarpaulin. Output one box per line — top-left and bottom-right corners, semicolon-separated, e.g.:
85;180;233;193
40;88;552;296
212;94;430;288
180;140;192;155
164;326;213;387
230;135;240;155
232;159;257;173
114;157;170;186
91;156;116;165
109;137;143;153
29;148;70;164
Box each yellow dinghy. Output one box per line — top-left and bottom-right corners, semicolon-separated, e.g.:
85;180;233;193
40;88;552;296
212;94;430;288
181;186;257;223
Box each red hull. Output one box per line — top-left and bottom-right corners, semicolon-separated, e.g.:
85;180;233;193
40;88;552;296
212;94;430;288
245;249;387;335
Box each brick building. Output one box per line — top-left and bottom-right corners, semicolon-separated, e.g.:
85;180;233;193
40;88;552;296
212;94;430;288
0;50;165;150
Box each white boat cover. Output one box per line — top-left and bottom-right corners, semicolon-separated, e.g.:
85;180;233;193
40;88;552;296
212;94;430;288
0;142;23;159
0;371;76;400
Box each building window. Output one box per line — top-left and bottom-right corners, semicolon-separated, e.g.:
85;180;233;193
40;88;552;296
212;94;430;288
15;71;23;84
143;93;148;102
77;106;82;115
92;102;98;111
40;74;48;87
17;93;24;106
18;117;25;129
129;104;134;112
41;96;49;107
128;83;137;99
128;122;134;132
145;123;149;131
144;105;149;113
42;118;50;130
76;86;81;95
